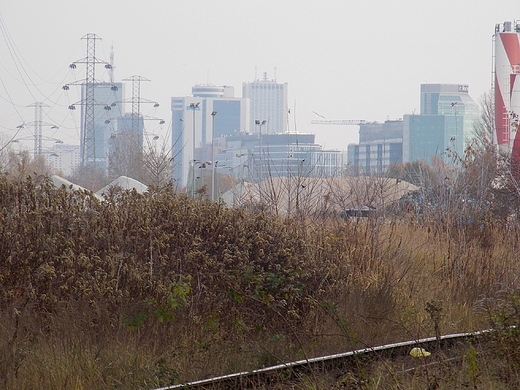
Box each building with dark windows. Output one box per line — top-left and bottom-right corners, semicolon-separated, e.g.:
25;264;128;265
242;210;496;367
253;133;342;179
347;120;403;175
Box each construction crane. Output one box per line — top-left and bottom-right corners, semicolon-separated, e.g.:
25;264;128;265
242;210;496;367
311;111;366;126
311;119;366;125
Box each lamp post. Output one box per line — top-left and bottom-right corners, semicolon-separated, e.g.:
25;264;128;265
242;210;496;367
188;102;200;197
211;111;217;201
255;119;267;184
235;153;250;182
451;101;458;160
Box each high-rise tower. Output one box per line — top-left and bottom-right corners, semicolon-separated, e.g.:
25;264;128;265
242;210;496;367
171;85;249;189
243;72;288;135
403;84;479;164
493;21;520;169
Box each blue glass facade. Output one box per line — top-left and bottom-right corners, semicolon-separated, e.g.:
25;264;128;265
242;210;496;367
213;100;241;138
170;92;247;188
403;84;479;164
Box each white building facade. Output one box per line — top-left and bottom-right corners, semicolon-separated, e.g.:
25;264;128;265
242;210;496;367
243;72;288;135
48;143;81;176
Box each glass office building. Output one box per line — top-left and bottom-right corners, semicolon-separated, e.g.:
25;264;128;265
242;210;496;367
403;84;479;163
171;85;249;188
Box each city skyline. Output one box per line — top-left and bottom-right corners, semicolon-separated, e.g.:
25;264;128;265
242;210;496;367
1;1;518;156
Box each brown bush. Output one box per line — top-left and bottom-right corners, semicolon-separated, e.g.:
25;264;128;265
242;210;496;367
1;174;520;387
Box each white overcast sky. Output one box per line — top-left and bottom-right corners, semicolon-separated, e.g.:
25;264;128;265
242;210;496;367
0;0;518;152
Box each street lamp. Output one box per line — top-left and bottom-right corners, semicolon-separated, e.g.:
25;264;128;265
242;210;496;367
188;102;200;197
211;111;217;201
236;153;250;182
255;119;267;184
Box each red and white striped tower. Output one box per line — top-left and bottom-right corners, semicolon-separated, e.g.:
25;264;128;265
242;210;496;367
494;21;520;171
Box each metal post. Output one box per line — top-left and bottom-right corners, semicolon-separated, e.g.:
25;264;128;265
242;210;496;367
211;111;217;201
189;102;200;197
255;119;267;185
28;102;47;156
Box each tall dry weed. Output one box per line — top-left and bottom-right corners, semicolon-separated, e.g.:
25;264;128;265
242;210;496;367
0;174;519;387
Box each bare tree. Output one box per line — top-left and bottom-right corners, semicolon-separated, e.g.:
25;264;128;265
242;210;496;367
141;135;175;190
455;89;520;217
387;160;442;188
473;89;495;147
0;134;13;173
68;164;109;192
4;150;53;181
108;130;144;181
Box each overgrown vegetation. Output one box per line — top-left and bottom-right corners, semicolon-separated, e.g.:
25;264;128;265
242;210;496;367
0;158;519;389
3;90;520;388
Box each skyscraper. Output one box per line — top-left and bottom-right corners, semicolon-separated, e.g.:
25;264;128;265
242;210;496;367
243;72;288;134
171;85;249;189
403;84;479;163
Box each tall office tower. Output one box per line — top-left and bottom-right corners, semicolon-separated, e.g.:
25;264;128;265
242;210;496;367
242;72;288;134
493;21;520;168
403;84;479;163
171;85;249;189
80;82;124;168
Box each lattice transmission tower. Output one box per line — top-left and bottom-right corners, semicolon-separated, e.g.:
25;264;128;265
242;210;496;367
121;75;164;135
63;33;112;168
26;102;58;156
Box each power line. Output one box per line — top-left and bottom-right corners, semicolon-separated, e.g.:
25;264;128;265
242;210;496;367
64;33;113;167
0;14;84;150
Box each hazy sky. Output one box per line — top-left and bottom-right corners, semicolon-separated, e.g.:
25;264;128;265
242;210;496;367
1;1;518;153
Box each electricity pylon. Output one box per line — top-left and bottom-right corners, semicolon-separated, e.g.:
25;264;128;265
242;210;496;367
121;75;164;136
26;102;58;156
63;33;112;168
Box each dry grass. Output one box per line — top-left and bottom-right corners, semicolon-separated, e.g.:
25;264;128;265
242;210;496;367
0;174;519;388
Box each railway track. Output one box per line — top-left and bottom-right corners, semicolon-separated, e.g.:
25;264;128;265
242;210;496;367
151;329;491;389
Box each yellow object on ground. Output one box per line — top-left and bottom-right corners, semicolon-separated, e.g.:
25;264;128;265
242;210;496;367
410;347;431;357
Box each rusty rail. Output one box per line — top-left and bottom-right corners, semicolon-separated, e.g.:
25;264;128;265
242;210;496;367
151;329;491;390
